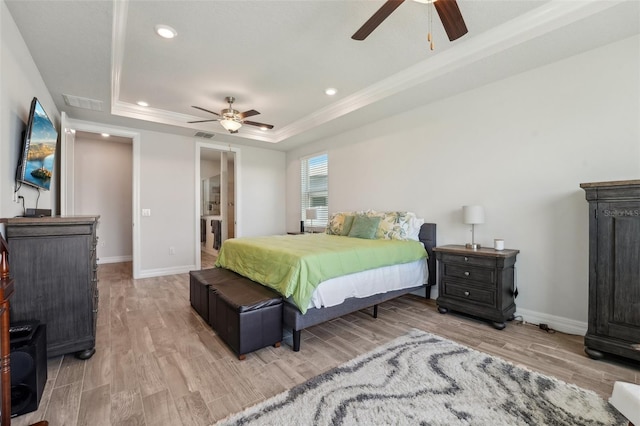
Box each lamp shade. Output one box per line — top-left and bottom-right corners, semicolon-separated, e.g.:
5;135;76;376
462;205;485;224
306;208;318;220
220;118;242;132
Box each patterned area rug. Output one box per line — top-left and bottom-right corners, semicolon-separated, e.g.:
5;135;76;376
217;329;625;426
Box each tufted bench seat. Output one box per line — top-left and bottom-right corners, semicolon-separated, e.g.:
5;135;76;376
203;268;283;360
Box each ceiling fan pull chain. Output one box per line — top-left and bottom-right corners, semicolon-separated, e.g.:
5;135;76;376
428;1;435;50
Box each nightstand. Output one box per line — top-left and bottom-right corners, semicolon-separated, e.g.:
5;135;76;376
433;245;519;330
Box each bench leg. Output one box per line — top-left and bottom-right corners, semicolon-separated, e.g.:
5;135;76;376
273;342;281;348
238;354;246;361
293;330;301;352
373;304;378;318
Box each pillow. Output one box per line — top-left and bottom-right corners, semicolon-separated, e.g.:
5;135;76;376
407;216;425;241
348;215;381;239
326;212;349;235
339;215;355;236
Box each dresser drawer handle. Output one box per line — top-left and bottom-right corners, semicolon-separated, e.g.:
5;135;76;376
464;291;470;296
464;271;470;276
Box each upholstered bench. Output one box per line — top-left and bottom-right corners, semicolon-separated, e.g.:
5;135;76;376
206;269;283;360
189;268;246;323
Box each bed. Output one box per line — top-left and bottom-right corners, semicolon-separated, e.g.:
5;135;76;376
215;220;436;351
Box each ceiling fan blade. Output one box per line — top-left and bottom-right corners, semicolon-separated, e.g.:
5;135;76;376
191;106;221;116
352;0;405;41
243;120;274;129
239;109;260;119
434;0;468;41
188;119;218;124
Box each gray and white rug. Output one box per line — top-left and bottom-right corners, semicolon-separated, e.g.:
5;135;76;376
217;329;625;425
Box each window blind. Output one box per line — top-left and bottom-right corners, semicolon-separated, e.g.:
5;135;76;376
300;153;328;229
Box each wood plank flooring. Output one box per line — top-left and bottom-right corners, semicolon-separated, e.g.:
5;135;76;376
12;261;638;426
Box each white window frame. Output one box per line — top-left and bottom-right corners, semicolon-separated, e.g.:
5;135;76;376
300;152;328;232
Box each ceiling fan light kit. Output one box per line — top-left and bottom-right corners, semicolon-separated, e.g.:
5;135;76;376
220;118;242;132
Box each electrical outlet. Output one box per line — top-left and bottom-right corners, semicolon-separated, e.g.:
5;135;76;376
11;185;17;203
142;208;151;217
169;247;175;255
101;241;106;248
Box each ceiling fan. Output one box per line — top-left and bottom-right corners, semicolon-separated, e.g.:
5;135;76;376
188;96;274;134
352;0;468;49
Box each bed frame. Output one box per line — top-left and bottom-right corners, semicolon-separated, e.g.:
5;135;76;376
283;223;436;351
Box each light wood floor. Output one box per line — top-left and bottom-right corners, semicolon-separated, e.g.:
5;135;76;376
13;262;638;426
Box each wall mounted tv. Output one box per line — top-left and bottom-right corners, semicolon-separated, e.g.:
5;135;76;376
16;97;58;191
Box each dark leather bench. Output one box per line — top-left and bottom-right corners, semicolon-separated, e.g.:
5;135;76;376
190;268;247;323
191;268;282;360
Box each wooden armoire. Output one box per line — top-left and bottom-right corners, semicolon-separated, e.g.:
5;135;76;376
580;180;640;361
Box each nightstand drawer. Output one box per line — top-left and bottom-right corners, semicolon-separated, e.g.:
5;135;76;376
443;281;495;306
444;264;495;285
440;253;496;268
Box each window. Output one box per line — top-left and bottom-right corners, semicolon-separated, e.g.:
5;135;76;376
301;153;328;229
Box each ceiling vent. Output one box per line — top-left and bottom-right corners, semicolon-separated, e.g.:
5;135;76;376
62;94;104;111
194;131;215;139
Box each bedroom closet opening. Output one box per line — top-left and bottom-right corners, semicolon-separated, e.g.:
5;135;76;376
199;146;236;269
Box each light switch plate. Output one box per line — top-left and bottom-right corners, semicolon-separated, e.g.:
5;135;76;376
142;209;151;217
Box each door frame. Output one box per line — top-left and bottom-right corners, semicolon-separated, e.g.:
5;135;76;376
60;114;141;277
194;142;241;270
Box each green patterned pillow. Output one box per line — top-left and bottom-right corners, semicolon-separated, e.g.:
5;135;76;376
326;212;350;235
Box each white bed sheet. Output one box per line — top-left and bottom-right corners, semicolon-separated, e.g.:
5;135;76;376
303;258;428;309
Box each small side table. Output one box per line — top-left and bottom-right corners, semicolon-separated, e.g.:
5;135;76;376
433;245;519;330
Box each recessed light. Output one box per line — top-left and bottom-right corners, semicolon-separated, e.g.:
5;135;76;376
137;101;149;107
325;88;337;96
101;133;110;137
260;126;269;131
155;25;177;39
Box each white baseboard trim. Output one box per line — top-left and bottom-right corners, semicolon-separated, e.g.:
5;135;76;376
98;255;133;265
136;264;197;279
515;308;587;336
429;288;586;336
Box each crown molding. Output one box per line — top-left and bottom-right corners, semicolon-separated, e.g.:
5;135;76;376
110;0;624;145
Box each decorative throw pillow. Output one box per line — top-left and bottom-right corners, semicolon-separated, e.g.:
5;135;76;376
339;215;355;236
326;212;346;235
348;215;382;239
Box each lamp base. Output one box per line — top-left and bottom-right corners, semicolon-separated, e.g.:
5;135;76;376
465;243;482;250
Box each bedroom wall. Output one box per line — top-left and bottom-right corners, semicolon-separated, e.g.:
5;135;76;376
285;35;640;334
0;0;60;221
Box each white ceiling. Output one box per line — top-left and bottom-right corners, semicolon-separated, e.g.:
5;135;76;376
5;0;639;151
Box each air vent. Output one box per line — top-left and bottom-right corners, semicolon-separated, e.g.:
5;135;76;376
62;94;104;111
194;131;215;139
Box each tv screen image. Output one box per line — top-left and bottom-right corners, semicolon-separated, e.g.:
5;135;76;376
16;97;58;191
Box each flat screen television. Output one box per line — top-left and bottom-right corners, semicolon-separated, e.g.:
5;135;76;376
15;97;58;191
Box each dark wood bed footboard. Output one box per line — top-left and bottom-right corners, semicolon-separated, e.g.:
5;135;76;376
283;222;436;351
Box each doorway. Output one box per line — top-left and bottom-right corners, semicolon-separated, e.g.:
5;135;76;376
195;142;240;270
60;112;141;276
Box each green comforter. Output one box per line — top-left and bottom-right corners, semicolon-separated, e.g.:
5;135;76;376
214;233;427;313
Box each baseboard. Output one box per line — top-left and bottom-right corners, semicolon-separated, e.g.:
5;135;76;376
515;308;587;336
97;255;132;265
430;288;587;336
136;264;197;279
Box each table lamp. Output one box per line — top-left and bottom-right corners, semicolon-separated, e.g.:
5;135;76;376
305;208;317;233
463;205;484;250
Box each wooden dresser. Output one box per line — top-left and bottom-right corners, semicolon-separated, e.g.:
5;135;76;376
0;216;99;359
580;180;640;362
434;245;519;330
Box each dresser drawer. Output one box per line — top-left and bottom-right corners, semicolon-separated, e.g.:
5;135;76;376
443;281;495;306
443;263;495;285
440;253;496;268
